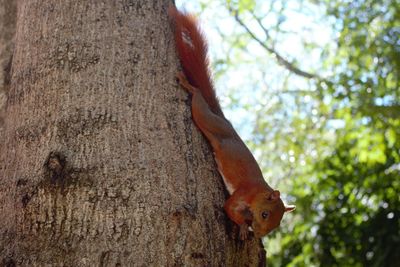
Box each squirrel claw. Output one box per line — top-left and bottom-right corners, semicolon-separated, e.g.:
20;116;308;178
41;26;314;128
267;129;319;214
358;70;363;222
239;224;249;240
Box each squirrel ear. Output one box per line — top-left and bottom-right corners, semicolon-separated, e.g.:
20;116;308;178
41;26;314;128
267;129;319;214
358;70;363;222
284;205;296;213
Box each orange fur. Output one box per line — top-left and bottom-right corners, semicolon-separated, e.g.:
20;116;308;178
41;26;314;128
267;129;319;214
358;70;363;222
169;6;295;240
168;6;223;117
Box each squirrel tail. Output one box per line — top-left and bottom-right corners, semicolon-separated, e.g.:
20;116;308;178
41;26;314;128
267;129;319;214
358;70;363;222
169;6;224;117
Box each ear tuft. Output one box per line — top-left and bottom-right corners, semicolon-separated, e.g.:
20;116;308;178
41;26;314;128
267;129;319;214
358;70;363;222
284;205;296;213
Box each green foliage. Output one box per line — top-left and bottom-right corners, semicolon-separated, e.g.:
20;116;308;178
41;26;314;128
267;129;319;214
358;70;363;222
325;0;400;117
227;0;256;12
278;119;400;266
267;0;400;266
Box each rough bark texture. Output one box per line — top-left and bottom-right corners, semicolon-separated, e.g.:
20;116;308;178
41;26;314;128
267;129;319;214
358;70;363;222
0;0;264;266
0;0;16;137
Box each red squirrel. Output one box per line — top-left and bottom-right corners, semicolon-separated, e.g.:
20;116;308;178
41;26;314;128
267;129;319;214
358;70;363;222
169;6;295;240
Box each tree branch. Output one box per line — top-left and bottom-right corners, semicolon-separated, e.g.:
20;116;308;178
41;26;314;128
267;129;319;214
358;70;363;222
229;7;325;81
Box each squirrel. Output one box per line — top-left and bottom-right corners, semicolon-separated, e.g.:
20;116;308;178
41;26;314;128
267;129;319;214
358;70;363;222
169;6;295;240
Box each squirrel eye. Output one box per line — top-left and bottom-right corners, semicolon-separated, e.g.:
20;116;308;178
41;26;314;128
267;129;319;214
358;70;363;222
262;211;269;219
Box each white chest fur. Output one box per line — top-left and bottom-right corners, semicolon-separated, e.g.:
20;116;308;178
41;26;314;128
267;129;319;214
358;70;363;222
214;155;235;195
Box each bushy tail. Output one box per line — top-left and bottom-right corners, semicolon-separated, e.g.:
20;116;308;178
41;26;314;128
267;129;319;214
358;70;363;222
169;6;224;117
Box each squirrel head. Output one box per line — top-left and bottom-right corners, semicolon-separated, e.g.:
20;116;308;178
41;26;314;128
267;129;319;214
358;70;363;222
249;190;295;237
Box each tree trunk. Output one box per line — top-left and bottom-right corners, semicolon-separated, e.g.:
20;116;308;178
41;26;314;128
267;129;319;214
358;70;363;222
0;1;264;266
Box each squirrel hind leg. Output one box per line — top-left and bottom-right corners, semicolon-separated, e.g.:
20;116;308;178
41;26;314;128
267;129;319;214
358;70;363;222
176;72;197;94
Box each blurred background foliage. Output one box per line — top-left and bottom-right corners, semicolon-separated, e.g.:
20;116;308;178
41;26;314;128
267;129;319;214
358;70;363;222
176;0;399;266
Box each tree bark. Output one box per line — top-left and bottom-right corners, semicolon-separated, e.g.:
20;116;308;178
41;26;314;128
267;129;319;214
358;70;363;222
0;0;264;266
0;0;16;136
